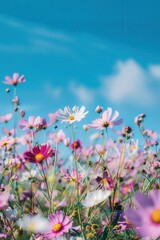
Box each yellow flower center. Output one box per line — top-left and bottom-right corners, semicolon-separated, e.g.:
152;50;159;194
53;201;58;207
2;141;8;147
52;223;62;232
102;178;108;184
35;153;44;162
28;222;36;232
151;209;160;224
69;115;75;121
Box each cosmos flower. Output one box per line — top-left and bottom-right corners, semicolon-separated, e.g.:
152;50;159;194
0;136;15;150
48;129;66;144
64;169;83;185
81;189;111;208
96;171;114;190
0;192;9;209
89;107;123;130
17;214;49;233
19;116;42;130
45;211;72;239
3;73;25;86
0;113;12;123
24;144;55;163
56;106;88;124
20;170;37;181
126;190;160;238
70;140;82;151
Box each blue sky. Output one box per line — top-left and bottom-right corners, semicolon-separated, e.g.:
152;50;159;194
0;0;160;139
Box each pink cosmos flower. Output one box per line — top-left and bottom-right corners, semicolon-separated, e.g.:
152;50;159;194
19;116;42;130
144;129;158;140
0;113;12;123
48;113;57;125
89;107;123;130
0;192;9;209
2;128;15;136
0;136;15;150
3;73;25;86
81;146;94;159
24;144;55;163
120;181;134;194
48;129;66;144
45;211;72;239
126;190;160;238
64;169;83;185
0;233;6;238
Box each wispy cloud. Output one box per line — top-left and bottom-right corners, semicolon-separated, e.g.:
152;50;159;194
44;82;62;99
100;59;158;106
149;64;160;80
0;14;73;55
69;81;96;105
0;15;25;29
31;27;73;42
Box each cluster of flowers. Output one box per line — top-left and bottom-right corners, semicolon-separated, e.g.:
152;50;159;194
0;73;159;240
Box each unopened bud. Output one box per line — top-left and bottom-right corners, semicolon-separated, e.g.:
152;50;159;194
5;88;10;93
20;110;25;117
83;124;89;131
95;105;103;113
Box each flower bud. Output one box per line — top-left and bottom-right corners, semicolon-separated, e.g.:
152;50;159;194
95;105;103;113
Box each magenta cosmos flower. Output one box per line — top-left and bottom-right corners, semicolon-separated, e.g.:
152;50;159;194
89;107;123;130
126;190;160;238
45;211;72;239
24;144;55;163
3;73;25;86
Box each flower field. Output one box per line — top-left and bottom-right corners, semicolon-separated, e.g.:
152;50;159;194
0;73;160;240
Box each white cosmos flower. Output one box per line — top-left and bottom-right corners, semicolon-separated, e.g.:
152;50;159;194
20;170;36;181
17;214;49;233
81;189;111;208
56;106;88;124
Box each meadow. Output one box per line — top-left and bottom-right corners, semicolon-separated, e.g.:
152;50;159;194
0;73;160;240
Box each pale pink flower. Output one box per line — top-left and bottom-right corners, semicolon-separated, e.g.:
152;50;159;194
48;129;65;144
64;137;70;146
3;73;25;86
0;113;12;123
144;129;158;140
126;190;160;238
64;169;83;185
48;113;57;126
81;146;94;159
0;192;9;209
12;96;19;104
89;107;123;130
0;136;15;149
2;128;15;136
19;116;42;130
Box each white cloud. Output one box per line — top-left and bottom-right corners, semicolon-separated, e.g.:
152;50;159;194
69;81;95;105
149;64;160;79
44;83;62;99
100;59;155;106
